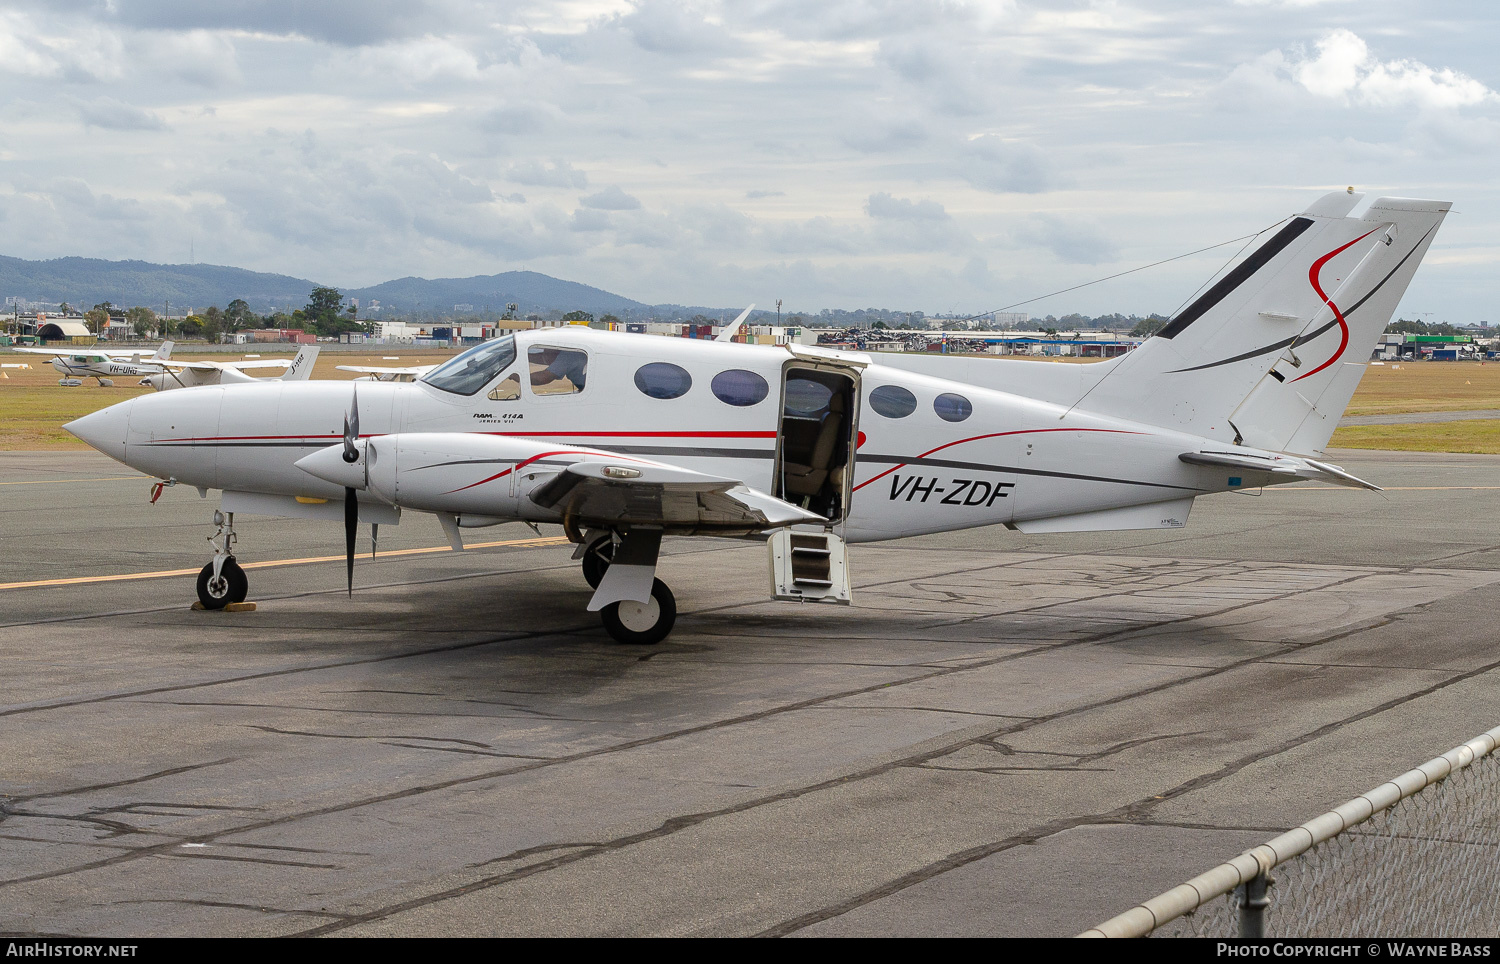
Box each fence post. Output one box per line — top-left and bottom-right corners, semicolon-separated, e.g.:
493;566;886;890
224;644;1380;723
1236;872;1271;938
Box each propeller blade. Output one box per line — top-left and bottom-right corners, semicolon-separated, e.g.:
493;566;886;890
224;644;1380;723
342;383;360;464
344;486;358;596
371;523;378;559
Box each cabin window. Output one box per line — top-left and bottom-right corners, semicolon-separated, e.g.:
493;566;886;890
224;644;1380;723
869;385;917;418
634;362;692;400
421;335;517;396
934;393;973;422
711;369;769;407
783;377;833;416
529;346;588;395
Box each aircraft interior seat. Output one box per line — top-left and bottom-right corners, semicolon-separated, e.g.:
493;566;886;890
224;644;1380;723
784;394;845;498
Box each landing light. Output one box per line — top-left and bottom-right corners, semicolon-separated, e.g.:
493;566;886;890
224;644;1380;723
603;466;641;479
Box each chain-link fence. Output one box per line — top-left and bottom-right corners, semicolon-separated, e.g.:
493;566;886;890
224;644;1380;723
1081;725;1500;938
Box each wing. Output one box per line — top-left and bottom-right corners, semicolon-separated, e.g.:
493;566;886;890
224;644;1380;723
161;359;292;372
1180;450;1380;490
528;459;822;531
335;364;435;376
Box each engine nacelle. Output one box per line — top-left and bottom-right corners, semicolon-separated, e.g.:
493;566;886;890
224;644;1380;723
295;433;641;522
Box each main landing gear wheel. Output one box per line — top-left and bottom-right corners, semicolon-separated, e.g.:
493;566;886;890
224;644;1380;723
600;578;676;645
581;536;615;589
196;558;248;610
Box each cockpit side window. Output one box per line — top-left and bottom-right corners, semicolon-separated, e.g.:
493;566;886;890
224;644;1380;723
529;346;587;396
421;335;517;396
487;374;521;401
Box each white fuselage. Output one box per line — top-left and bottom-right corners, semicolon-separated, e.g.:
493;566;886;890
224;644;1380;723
70;328;1252;543
52;355;160;379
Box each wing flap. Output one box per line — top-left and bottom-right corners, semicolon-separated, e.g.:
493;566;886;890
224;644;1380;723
530;460;824;531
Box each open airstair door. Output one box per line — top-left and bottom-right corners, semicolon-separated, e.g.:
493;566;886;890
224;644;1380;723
770;358;860;604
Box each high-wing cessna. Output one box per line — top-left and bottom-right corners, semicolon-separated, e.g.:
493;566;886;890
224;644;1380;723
16;342;176;386
137;345;320;390
65;193;1449;644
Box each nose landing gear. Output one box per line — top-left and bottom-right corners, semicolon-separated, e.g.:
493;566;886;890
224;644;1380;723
196;510;249;610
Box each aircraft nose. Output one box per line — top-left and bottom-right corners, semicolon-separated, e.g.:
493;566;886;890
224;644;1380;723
64;400;132;464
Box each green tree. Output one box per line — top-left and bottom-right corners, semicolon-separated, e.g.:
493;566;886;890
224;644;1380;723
1130;316;1168;337
180;315;205;338
84;308;109;335
562;310;594;323
600;314;621;325
225;299;253;330
305;286;342;319
126;306;157;338
203;306;224;343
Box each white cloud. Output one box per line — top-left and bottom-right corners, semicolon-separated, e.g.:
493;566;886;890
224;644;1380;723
1291;29;1496;110
73;97;169;132
579;185;642;210
865;192;948;221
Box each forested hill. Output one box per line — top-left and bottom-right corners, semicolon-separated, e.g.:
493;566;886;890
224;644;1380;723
0;256;649;316
347;271;648;315
0;256;313;311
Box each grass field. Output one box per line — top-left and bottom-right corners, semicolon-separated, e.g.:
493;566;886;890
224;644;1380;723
0;349;456;450
2;350;1498;453
1329;420;1500;455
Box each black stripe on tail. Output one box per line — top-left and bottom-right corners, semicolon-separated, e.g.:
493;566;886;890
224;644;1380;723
1157;217;1314;340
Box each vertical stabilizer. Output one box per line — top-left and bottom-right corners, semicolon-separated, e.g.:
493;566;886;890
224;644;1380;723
151;340;175;361
1229;197;1450;454
1075;193;1449;451
281;346;320;381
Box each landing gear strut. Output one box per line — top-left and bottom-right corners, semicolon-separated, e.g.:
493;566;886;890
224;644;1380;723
586;528;675;644
196;510;248;609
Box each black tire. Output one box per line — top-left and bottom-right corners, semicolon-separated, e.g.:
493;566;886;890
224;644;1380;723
600;578;676;645
581;536;615;589
196;559;248;610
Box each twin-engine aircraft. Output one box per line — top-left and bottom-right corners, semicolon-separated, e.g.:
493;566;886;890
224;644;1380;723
66;192;1449;644
17;341;176;386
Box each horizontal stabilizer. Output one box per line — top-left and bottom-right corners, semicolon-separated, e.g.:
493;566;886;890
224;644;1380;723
1179;450;1380;490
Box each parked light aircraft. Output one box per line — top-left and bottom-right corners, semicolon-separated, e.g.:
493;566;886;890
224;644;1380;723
334;361;435;382
137;346;320;390
65;192;1448;644
16;342;176;386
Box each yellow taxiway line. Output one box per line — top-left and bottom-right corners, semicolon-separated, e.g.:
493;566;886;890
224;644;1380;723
1268;486;1500;491
0;476;147;486
0;536;572;591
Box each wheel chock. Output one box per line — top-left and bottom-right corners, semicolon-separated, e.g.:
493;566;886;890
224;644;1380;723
190;601;258;612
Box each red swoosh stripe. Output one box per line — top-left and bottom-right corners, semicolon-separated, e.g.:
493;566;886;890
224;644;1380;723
851;427;1145;493
1292;227;1379;383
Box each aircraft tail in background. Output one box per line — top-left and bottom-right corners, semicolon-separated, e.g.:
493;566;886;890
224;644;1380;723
280;346;320;381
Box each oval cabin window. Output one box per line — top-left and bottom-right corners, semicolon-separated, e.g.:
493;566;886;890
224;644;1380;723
933;393;973;422
711;369;770;407
634;362;692;399
869;385;917;418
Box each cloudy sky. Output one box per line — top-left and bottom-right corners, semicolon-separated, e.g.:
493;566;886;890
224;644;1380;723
0;0;1495;320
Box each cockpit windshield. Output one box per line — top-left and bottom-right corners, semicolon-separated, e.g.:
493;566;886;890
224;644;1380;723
420;335;518;395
